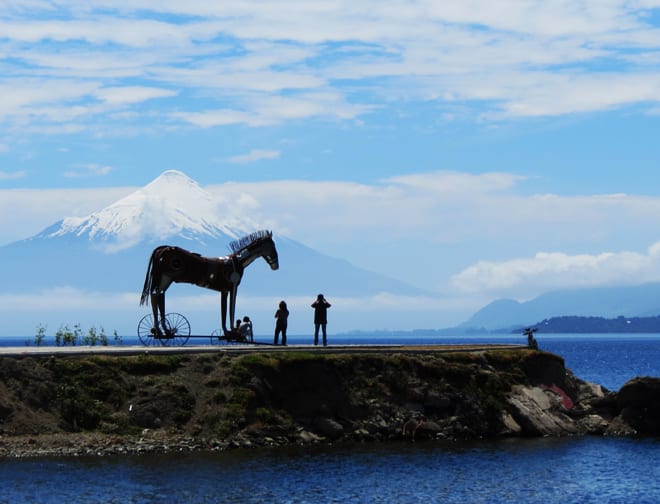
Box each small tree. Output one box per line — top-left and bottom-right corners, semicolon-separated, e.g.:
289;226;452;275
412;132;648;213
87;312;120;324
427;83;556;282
72;323;82;345
99;326;109;346
34;323;118;347
83;325;110;346
83;326;98;346
33;324;47;346
56;323;82;346
54;325;63;346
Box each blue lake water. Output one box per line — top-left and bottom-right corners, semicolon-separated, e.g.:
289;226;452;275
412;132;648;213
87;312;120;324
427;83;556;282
2;437;659;503
1;333;660;502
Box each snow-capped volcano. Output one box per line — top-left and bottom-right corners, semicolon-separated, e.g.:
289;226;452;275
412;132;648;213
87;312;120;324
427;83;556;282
40;170;260;252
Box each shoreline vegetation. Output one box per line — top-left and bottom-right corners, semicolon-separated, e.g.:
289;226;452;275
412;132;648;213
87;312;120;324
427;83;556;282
1;347;659;459
31;323;122;347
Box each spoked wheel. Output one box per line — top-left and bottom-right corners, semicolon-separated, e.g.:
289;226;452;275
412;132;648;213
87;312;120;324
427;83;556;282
137;313;191;346
137;314;158;346
210;328;228;345
162;313;190;346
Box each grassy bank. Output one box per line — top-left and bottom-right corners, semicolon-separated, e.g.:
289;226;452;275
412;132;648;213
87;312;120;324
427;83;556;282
0;347;576;457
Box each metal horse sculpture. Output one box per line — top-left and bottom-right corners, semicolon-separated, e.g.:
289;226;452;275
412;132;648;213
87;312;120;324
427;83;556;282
140;230;278;337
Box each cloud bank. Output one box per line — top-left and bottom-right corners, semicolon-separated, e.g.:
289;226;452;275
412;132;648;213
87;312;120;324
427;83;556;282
2;1;660;135
452;245;660;297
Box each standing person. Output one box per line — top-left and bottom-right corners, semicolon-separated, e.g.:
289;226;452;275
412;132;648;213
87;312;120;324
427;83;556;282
274;300;289;345
311;293;331;346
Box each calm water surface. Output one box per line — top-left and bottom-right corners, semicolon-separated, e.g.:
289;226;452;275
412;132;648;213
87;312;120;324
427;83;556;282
2;437;659;503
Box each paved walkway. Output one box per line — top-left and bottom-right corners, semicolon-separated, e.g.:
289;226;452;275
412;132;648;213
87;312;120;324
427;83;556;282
0;343;527;358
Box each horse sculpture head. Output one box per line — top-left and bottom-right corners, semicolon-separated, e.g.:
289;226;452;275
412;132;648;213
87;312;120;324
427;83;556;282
229;230;279;270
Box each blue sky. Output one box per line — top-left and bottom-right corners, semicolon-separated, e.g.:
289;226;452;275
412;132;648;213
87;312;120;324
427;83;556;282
2;1;660;332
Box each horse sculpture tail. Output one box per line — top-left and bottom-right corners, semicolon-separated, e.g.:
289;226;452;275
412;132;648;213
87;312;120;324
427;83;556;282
140;246;164;306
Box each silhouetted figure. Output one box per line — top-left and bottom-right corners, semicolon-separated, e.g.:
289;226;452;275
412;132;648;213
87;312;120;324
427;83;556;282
524;327;538;349
312;293;331;346
230;319;242;340
274;300;289;345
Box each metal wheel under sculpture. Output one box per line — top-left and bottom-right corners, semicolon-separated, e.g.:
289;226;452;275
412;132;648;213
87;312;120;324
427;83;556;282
137;312;191;346
139;230;279;343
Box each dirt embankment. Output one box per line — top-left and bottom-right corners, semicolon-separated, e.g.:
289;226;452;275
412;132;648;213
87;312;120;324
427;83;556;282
0;348;653;458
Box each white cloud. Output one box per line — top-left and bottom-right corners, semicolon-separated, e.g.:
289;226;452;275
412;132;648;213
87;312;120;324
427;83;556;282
0;17;201;47
174;93;374;127
451;244;660;298
172;109;259;127
94;86;177;105
0;187;132;243
0;170;26;180
2;1;660;133
63;163;113;178
227;149;281;164
383;171;525;193
0;287;136;312
0;79;100;119
488;72;660;118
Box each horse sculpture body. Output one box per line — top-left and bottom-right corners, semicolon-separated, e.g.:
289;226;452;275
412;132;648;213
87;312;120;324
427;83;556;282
140;230;278;337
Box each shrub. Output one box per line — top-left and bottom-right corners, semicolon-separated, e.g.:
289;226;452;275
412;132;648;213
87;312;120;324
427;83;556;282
33;323;119;347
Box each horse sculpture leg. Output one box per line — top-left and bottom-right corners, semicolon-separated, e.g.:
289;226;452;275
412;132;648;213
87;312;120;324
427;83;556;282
220;287;238;336
150;292;168;336
229;286;237;333
151;275;173;336
220;291;229;336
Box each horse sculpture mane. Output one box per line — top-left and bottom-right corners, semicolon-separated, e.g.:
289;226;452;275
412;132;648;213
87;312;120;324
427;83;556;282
228;230;272;253
140;229;278;337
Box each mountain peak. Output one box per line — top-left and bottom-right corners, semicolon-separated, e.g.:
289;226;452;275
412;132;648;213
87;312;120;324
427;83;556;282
42;170;260;252
144;169;199;192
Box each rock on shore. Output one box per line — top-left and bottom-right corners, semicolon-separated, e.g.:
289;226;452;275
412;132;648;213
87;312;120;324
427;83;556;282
0;347;657;458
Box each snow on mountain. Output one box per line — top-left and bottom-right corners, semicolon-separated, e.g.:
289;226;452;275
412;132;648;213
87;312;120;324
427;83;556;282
41;170;260;252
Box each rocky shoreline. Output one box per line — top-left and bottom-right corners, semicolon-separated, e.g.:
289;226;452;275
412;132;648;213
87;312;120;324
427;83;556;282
0;348;658;458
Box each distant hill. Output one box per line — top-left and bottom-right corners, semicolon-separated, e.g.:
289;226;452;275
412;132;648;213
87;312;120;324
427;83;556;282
460;283;660;332
520;315;660;334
